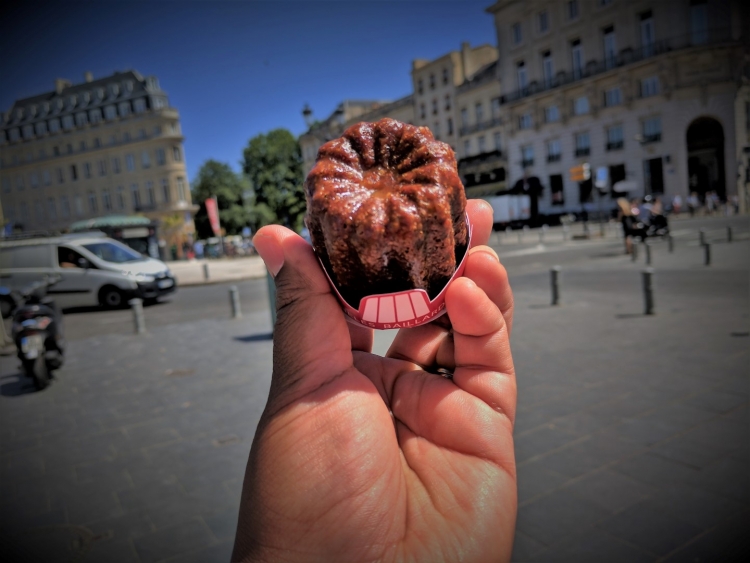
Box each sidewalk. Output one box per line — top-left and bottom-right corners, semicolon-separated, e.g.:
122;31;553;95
168;257;267;286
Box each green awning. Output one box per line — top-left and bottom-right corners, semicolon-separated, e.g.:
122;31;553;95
70;215;151;231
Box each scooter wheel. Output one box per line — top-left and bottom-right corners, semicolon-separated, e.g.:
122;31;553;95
24;356;50;390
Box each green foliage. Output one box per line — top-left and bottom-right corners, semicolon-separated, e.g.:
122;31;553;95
191;160;252;239
242;129;305;232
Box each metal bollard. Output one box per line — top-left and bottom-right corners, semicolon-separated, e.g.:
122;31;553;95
642;268;655;315
129;298;146;334
699;229;706;246
229;285;242;319
563;225;569;241
265;269;277;330
667;235;674;253
704;243;711;266
644;242;652;265
727;226;733;243
631;242;638;262
550;266;561;306
202;263;210;280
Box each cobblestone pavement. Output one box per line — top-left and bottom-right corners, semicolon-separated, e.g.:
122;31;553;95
0;217;747;562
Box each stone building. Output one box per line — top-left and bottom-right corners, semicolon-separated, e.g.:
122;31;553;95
485;0;750;217
0;70;197;251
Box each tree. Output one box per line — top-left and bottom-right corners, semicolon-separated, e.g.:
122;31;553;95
242;129;306;232
191;160;252;239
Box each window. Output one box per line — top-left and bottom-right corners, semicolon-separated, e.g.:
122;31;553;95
444;94;451;111
89;108;102;124
23;125;34;139
491;97;501;119
640;76;660;98
110;157;120;174
8;128;20;142
66;143;73;154
691;0;708;45
16;175;25;191
5;203;14;221
460;108;469;128
177;177;186;201
109;134;117;145
571;39;583;78
417;79;423;95
521;145;534;167
119;102;130;116
102;189;112;211
550;174;565;205
138;129;146;140
538;11;549;33
604;87;622;107
70;164;78;181
19;202;29;223
447;118;453;136
475;103;484;123
116;186;125;210
56;196;68;220
432;99;438;115
56;168;64;184
463;139;472;156
153;125;162;136
494;132;502;151
567;0;579;20
542;51;554;86
49;119;60;133
640;11;655;57
97;159;106;176
35;121;47;135
47;197;57;221
146;181;155;206
84;162;92;178
39;148;46;159
94;138;101;148
34;200;44;223
161;178;170;202
573;96;589;115
547;139;562;162
420;103;426;119
172;147;181;162
104;105;117;120
88;191;98;213
442;68;449;85
126;154;135;171
76;112;88;127
123;132;131;142
642;117;661;143
545;105;560;123
478;136;486;153
516;61;528;91
429;74;435;90
42;170;51;185
134;98;146;113
512;22;522;45
518;113;533;130
433;122;441;139
141;150;150;168
30;172;39;188
79;140;87;151
74;194;84;216
575;131;591;156
606;124;624;150
603;26;617;68
156;148;166;165
131;183;141;208
62;115;74;130
2;177;10;193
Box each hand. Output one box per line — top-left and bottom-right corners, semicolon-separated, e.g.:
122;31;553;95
233;200;517;563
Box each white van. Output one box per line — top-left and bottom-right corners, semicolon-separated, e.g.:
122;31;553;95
0;232;176;309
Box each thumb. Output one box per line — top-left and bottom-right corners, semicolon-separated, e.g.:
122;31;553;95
253;226;354;407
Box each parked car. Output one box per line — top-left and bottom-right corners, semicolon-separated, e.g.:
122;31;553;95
0;232;176;309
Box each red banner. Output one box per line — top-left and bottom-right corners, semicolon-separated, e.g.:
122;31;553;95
205;197;221;236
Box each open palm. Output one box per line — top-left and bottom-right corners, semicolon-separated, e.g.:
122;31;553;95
233;201;517;563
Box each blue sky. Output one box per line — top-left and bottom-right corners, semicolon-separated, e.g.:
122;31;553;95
1;0;497;182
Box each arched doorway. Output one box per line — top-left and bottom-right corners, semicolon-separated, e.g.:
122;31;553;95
686;117;725;201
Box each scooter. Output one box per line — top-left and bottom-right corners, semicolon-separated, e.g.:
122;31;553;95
11;276;65;390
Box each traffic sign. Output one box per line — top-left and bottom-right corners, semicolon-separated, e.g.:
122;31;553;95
569;163;591;182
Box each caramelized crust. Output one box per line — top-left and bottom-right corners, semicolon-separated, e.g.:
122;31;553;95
305;118;467;308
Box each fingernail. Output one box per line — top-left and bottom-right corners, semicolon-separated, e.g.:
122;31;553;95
470;246;500;262
253;233;284;277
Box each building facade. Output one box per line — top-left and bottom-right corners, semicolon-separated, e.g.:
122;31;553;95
0;70;196;252
487;0;749;217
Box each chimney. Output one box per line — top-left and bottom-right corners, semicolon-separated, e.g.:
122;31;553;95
85;71;93;83
54;78;71;94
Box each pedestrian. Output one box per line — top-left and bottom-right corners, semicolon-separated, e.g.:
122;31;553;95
705;191;715;215
618;198;636;255
687;191;699;217
233;200;518;562
193;240;204;259
672;194;682;216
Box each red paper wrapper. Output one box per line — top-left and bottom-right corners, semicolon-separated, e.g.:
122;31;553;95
317;214;472;330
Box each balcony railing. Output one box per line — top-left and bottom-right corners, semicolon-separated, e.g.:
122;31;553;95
459;116;503;136
575;148;590;157
547;154;561;163
606;141;624;151
642;133;661;144
500;28;734;106
521;159;534;168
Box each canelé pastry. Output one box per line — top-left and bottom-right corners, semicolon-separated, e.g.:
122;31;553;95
305;118;468;308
